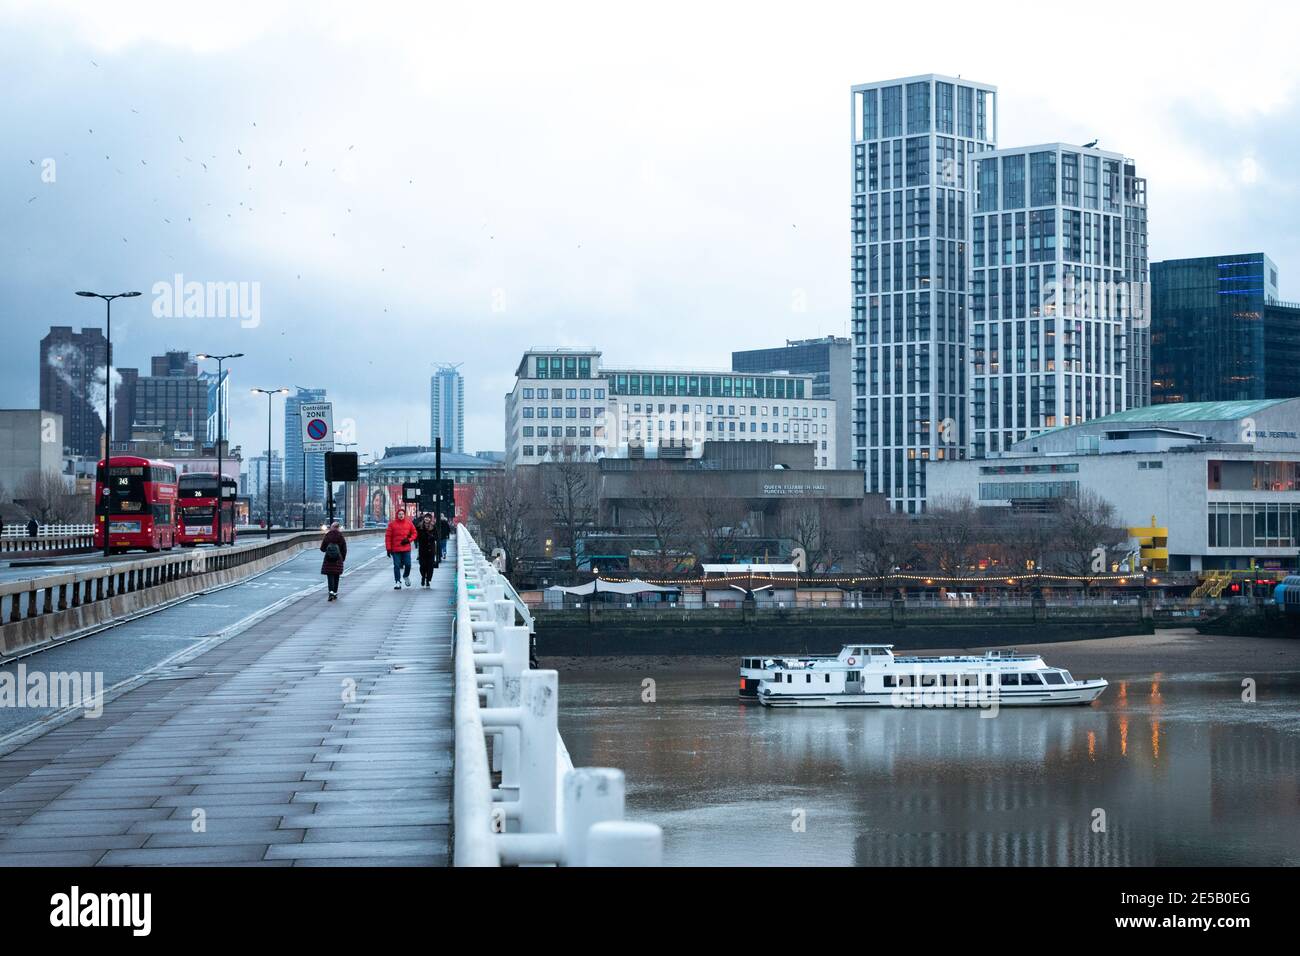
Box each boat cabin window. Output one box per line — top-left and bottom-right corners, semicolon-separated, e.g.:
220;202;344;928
805;674;812;684
960;674;980;687
846;671;861;682
1042;671;1066;685
824;674;831;683
1000;673;1019;686
1020;672;1044;686
1060;671;1074;684
942;674;960;687
921;674;938;687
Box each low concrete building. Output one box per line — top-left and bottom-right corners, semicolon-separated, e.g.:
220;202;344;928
576;440;881;570
0;410;64;495
928;398;1300;571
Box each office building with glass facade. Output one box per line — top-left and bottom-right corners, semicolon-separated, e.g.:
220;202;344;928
1151;253;1300;404
969;143;1147;459
851;74;998;512
732;336;853;468
285;387;328;506
505;349;836;468
429;365;465;453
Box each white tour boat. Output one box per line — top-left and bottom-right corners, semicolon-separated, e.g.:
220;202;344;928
742;644;1107;708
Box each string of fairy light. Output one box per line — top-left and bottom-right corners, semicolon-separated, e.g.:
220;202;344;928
594;571;1165;587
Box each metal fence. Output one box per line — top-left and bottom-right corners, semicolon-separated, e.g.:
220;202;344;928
533;594;1145;611
453;525;662;866
1;523;94;539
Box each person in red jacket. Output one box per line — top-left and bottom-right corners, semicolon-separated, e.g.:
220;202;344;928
385;509;418;589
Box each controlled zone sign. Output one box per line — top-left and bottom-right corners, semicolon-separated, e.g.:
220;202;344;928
300;401;335;453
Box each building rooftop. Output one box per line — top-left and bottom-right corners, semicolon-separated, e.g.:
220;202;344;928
1091;399;1290;425
369;450;504;471
1015;399;1295;446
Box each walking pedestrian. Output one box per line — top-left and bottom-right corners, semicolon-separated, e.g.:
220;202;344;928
436;513;451;561
416;513;438;587
385;508;417;590
320;521;347;601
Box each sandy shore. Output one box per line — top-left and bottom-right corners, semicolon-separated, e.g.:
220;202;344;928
544;628;1300;677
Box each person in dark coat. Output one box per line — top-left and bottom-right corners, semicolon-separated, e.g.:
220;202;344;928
436;514;451;561
320;521;348;601
415;513;438;587
26;517;38;538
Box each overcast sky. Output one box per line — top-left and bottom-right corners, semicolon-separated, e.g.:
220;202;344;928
3;0;1298;463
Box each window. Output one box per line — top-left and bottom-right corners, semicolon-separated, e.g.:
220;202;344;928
1001;154;1025;208
1042;672;1065;685
999;673;1019;686
1019;672;1043;686
906;81;930;134
1029;151;1056;206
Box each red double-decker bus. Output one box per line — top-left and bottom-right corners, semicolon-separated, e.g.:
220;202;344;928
175;473;238;546
94;456;179;553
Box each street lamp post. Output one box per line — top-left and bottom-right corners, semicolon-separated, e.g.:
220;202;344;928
196;353;243;547
76;290;142;558
251;387;290;540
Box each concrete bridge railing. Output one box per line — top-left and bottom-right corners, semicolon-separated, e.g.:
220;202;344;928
0;528;382;661
453;525;662;867
0;533;96;555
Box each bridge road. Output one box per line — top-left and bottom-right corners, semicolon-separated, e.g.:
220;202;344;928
0;540;455;866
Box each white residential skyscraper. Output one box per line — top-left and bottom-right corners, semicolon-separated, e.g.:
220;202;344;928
851;74;998;513
430;364;465;453
969;144;1148;457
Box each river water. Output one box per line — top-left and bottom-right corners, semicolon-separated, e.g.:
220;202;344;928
557;663;1300;866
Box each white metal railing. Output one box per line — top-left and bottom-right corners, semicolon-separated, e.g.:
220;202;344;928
453;525;662;867
1;523;95;539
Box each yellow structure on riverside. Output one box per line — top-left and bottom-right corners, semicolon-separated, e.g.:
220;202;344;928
1128;514;1168;571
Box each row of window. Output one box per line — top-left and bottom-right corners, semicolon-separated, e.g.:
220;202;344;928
521;406;606;420
773;670;1069;687
856;82;991;141
521;426;603;438
533;356;593;379
622;403;827;418
521;387;606;400
976;152;1123;214
623;419;827;438
605;373;806;400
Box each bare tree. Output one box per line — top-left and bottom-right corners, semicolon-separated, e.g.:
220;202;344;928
918;494;980;574
15;469;89;525
688;495;750;564
852;505;917;593
1053;490;1129;576
783;494;845;572
470;468;542;576
627;463;690;575
542;451;597;582
996;512;1058;574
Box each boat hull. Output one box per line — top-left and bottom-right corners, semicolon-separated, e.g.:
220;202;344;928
758;680;1108;708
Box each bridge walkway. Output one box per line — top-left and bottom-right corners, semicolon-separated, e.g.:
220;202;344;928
0;541;456;866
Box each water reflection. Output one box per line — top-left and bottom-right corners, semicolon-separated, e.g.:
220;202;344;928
558;666;1300;866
